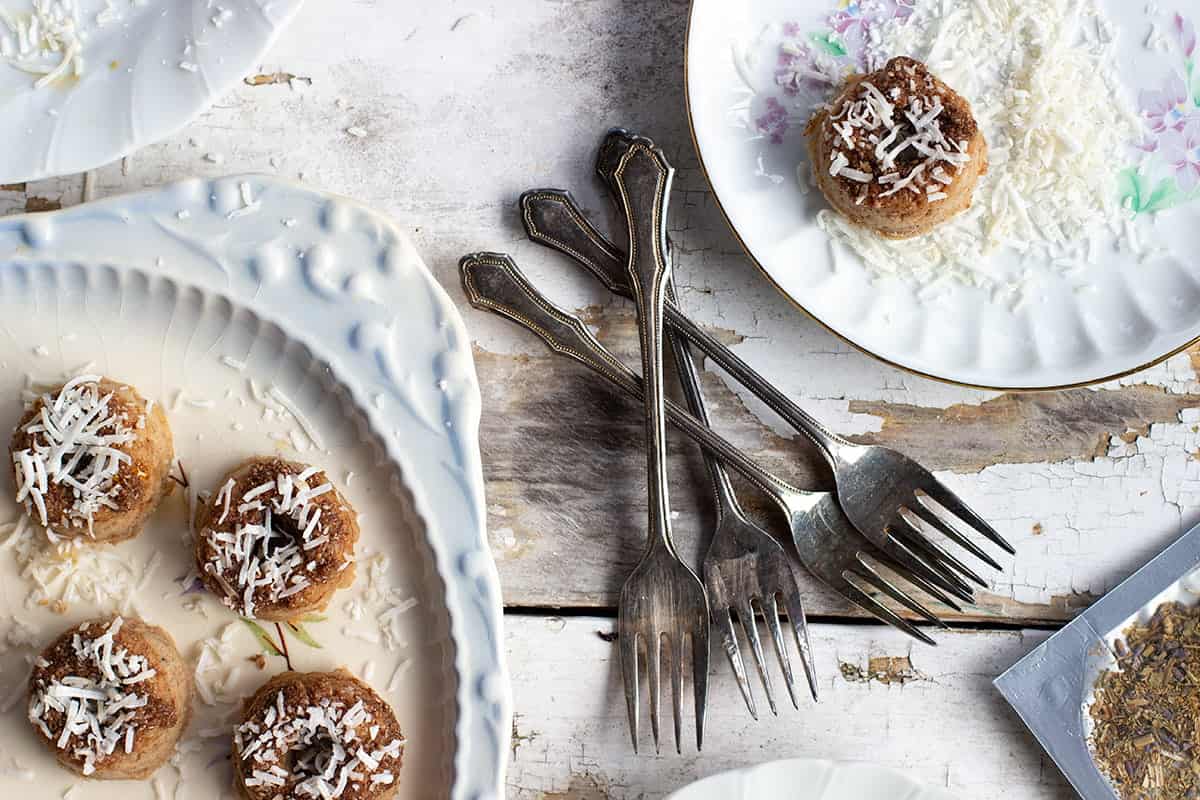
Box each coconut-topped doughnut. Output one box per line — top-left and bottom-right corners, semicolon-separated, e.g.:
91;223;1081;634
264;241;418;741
806;56;988;239
195;457;359;621
9;375;174;542
27;615;192;779
234;670;405;800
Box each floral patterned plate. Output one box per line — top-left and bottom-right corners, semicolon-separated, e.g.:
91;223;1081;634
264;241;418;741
687;0;1200;389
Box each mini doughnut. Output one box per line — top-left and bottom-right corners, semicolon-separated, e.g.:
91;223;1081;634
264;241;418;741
233;669;404;800
195;457;359;621
27;615;192;779
806;56;988;239
10;375;174;543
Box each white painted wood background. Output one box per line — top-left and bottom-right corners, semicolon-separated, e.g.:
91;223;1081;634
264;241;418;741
4;0;1196;797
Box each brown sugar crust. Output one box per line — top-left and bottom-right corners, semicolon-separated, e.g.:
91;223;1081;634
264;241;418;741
27;616;193;780
806;56;988;239
195;457;359;622
233;669;404;800
9;377;174;543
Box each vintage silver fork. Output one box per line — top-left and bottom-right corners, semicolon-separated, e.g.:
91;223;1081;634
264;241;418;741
526;150;818;716
604;127;1011;587
460;252;961;646
520;186;978;604
520;180;1008;594
609;138;710;755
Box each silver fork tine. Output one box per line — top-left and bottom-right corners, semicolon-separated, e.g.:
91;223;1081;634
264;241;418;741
647;631;662;754
841;581;937;646
669;633;683;754
876;533;976;602
781;587;819;701
855;561;947;627
891;517;989;588
922;480;1016;555
718;609;758;720
737;600;778;716
872;549;965;612
906;501;1002;571
620;628;640;753
762;593;800;710
691;619;709;751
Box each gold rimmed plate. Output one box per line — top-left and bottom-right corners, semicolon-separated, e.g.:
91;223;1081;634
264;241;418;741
685;0;1200;390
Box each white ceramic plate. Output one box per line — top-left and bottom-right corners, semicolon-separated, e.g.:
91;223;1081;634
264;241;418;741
0;0;303;183
687;0;1200;389
0;176;508;799
666;758;959;800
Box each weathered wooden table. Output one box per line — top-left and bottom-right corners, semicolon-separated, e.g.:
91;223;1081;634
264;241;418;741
7;2;1194;797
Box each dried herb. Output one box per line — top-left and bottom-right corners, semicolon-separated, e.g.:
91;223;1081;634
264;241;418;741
1089;601;1200;799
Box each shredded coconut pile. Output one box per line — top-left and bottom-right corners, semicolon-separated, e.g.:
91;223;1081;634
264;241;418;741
817;0;1140;305
0;514;149;615
192;622;244;707
12;375;137;537
28;617;157;777
235;692;403;797
203;468;339;617
346;550;418;652
0;0;85;88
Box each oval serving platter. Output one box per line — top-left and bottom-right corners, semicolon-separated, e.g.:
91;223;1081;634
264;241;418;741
666;758;959;800
0;0;304;183
687;0;1200;389
0;176;508;799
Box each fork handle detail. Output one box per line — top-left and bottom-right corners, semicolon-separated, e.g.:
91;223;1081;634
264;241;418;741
591;136;747;527
613;139;676;554
520;188;847;466
459;252;806;506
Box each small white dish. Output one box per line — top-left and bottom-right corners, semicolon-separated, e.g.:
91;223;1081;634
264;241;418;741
687;0;1200;389
666;758;959;800
0;0;303;183
0;175;508;799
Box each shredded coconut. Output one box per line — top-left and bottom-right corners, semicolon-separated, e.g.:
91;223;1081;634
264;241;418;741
201;469;338;617
28;617;156;777
3;514;146;613
0;0;85;89
235;692;403;798
815;0;1139;303
11;376;138;537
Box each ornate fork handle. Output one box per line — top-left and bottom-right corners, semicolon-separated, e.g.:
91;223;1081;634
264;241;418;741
521;188;847;465
612;140;676;558
460;252;808;505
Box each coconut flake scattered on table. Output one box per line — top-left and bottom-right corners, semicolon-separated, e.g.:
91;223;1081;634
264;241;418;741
809;0;1140;305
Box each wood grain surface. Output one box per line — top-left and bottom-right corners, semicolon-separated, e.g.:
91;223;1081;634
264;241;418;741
1;1;1193;797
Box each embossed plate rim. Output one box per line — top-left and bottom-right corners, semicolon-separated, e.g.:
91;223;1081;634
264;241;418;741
0;173;509;799
685;0;1200;390
0;0;305;184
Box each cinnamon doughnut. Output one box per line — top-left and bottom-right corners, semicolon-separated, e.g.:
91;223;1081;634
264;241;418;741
195;457;359;621
233;669;404;800
27;615;192;779
9;375;174;543
806;56;988;239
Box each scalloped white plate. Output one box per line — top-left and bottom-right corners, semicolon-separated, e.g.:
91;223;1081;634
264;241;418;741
666;759;959;800
0;176;508;799
687;0;1200;389
0;0;303;183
